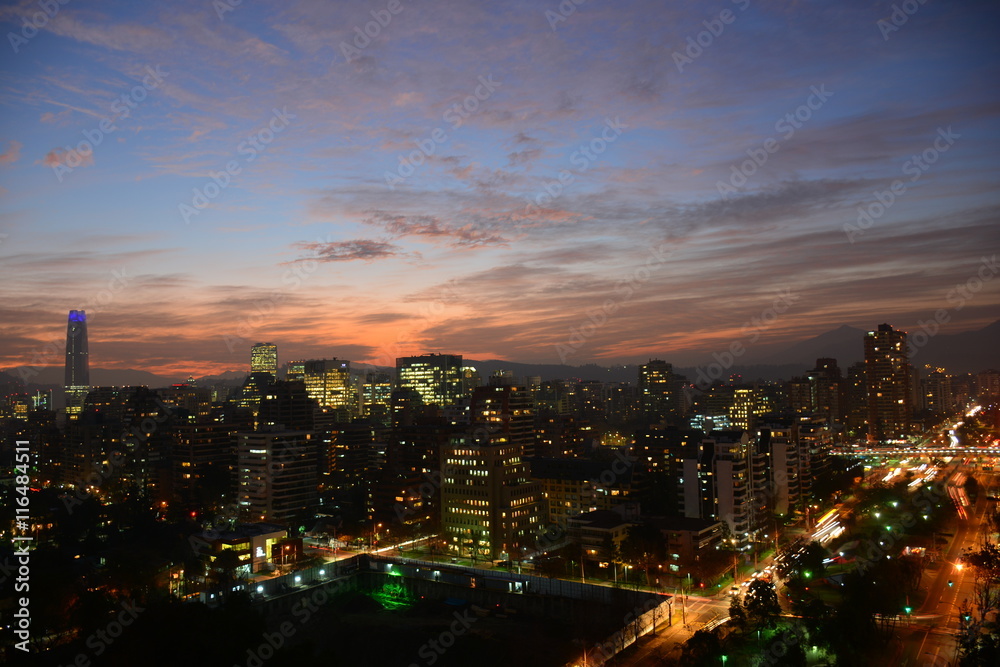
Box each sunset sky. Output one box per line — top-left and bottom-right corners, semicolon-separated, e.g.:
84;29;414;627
1;0;998;378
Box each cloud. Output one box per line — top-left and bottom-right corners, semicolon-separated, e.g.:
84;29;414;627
40;110;73;124
507;148;544;167
363;211;509;248
292;239;407;262
38;148;94;169
0;140;22;166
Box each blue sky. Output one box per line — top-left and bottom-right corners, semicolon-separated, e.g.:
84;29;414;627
1;0;999;376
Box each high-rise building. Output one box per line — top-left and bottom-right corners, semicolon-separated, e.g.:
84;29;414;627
728;388;758;432
806;358;843;424
441;436;544;562
237;429;318;525
302;358;354;413
251;343;278;377
921;367;953;415
64;310;90;417
677;430;768;548
470;384;535;456
864;324;912;442
757;426;801;516
361;371;393;425
639;359;675;421
286;360;306;381
441;383;543;561
397;354;464;407
844;362;868;435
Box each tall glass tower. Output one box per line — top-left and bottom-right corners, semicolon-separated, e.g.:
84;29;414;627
64;310;90;416
251;342;278;377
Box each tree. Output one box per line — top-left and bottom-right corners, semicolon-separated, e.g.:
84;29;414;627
680;629;723;667
209;550;242;593
621;522;666;586
958;542;1000;663
798;541;828;579
728;594;748;634
744;578;781;629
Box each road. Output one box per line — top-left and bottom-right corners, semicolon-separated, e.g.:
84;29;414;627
895;467;997;666
612;593;731;665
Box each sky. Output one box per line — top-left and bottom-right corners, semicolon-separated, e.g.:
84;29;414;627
1;0;999;378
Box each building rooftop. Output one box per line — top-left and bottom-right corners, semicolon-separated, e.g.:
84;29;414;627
568;509;631;530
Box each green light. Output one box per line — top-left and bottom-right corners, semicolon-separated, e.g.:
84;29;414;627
804;571;811;578
948;580;954;587
904;606;912;614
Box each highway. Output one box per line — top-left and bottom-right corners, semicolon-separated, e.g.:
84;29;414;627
894;467;997;666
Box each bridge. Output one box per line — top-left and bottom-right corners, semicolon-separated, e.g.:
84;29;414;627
830;447;1000;457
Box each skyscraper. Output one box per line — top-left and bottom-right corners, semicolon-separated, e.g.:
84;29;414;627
639;359;675;420
303;358;355;415
251;342;278;377
64;310;90;417
396;354;464;407
864;323;912;442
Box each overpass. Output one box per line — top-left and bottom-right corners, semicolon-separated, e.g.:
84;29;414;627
829;446;1000;457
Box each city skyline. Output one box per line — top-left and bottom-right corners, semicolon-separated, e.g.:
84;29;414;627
2;0;999;377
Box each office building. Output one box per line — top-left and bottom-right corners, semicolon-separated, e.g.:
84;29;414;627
397;354;464;408
303;358;355;415
251;342;278;378
864;324;912;442
440;382;545;560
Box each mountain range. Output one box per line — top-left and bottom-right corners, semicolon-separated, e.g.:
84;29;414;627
4;320;997;389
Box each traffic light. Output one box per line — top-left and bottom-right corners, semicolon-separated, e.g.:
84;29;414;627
904;606;912;615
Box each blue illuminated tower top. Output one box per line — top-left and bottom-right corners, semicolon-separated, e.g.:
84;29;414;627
65;309;90;387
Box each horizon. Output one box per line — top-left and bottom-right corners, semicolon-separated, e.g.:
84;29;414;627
6;316;999;390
